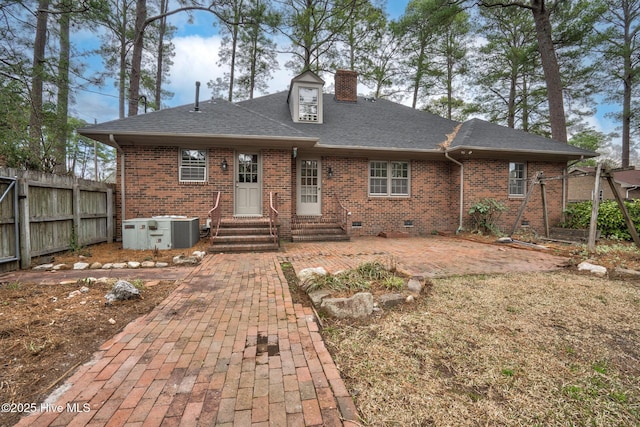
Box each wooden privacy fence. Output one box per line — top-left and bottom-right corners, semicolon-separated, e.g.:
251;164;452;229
0;167;115;272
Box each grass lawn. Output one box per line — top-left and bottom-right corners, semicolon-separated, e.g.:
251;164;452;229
322;272;640;426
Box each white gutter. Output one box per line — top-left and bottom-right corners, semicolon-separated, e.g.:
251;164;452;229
109;134;125;227
445;152;464;233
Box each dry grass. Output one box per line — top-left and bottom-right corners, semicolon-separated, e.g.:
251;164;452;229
322;272;640;426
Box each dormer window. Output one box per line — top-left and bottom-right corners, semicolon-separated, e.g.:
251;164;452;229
299;87;319;122
288;70;324;124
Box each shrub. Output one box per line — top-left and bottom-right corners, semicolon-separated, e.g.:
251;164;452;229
562;200;640;240
468;198;507;235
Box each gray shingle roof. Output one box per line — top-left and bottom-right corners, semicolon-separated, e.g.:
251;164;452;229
451;119;595;157
78;98;313;144
79;89;597;161
238;92;459;151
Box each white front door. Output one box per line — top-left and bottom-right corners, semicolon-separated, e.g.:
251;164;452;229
297;159;321;216
235;153;261;216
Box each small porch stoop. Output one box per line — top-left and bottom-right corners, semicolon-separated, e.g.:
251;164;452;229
291;217;350;242
208;219;280;253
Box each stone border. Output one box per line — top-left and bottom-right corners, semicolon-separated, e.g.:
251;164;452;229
297;266;427;319
31;251;207;272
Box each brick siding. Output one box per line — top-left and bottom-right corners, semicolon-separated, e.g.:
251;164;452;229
115;145;568;240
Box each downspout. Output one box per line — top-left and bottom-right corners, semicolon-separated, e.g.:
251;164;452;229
445;151;464;233
109;134;125;231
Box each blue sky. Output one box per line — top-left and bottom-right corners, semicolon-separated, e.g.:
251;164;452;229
73;0;619;154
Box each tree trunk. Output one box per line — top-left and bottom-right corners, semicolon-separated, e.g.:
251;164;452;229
28;0;50;165
621;2;633;168
54;1;71;174
530;0;567;142
249;32;257;99
412;42;426;109
228;21;239;101
506;59;517;128
128;0;147;116
155;0;169;110
522;73;529;132
119;29;127;119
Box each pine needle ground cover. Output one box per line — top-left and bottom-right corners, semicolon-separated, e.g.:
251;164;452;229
322;272;640;426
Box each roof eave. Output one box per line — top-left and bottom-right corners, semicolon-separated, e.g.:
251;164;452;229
78;130;318;149
446;146;598;161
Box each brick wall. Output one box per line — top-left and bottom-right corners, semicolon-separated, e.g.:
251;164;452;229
319;157;456;236
115;146;295;240
115;145;568;240
463;159;566;234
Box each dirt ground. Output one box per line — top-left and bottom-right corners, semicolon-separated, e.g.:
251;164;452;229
1;235;639;426
0;239;212;427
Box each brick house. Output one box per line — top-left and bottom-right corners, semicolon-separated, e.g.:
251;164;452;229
568;166;640;202
79;70;597;250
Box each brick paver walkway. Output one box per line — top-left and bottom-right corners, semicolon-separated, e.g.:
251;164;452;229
13;236;568;426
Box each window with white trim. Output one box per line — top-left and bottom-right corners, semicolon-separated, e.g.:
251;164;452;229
509;162;526;196
180;149;207;182
369;161;409;196
298;87;319;122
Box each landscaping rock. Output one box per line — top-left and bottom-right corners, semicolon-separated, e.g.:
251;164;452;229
101;263;113;269
192;251;206;260
73;262;90;270
378;293;405;309
298;267;328;290
52;264;70;270
308;290;333;306
33;264;53;271
89;262;103;269
577;261;607;277
172;255;199;265
407;277;424;294
112;263;128;269
141;261;155;268
155;262;169;268
320;292;374;319
105;280;140;304
127;261;141;269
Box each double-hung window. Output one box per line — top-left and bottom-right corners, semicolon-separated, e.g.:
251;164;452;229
508;162;526;196
369;161;409;196
180;149;207;182
298;87;319;122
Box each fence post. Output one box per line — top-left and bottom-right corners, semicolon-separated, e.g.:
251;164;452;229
18;178;31;269
73;183;81;245
106;187;114;242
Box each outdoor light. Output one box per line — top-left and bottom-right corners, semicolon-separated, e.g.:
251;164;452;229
221;159;228;171
292;147;298;158
328;166;333;178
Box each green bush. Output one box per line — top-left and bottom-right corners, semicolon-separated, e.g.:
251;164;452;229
562;200;640;240
468;198;507;235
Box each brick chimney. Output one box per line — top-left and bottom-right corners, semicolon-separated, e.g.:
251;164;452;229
334;70;358;103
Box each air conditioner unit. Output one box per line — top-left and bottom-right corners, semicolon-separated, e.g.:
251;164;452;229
122;217;199;250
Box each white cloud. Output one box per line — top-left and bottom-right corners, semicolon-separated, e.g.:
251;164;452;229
166;34;295;105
